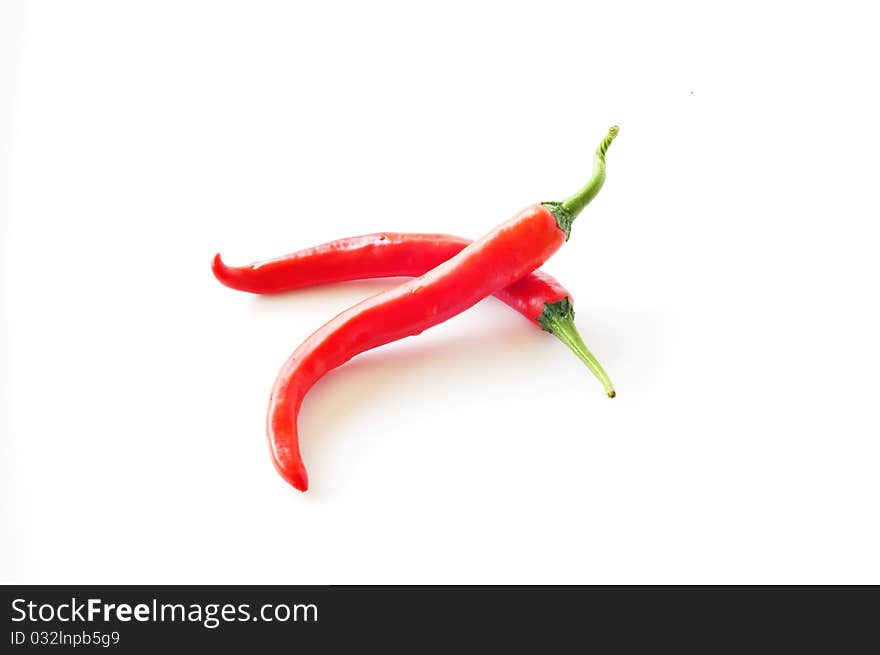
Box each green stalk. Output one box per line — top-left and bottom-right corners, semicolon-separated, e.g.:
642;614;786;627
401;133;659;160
542;125;619;239
537;298;616;398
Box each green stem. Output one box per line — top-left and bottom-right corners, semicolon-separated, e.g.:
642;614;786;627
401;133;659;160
543;125;619;240
537;298;616;398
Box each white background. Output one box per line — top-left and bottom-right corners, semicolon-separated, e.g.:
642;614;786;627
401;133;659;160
2;1;878;584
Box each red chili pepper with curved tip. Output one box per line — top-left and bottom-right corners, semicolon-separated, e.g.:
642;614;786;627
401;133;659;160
212;233;464;295
266;127;618;491
213;233;615;396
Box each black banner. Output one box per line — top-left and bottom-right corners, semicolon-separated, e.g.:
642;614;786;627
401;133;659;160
1;586;876;651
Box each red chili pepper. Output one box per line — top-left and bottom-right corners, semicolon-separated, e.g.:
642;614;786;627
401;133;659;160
213;233;615;396
264;127;617;490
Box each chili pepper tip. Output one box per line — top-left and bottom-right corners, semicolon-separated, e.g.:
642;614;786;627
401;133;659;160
607;390;616;398
281;467;309;492
212;253;248;292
